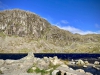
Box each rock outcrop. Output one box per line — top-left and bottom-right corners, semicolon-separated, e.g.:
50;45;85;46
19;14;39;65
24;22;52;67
0;9;100;53
0;52;95;75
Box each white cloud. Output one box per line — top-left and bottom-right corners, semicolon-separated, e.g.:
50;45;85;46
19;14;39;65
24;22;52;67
55;25;100;35
61;20;69;24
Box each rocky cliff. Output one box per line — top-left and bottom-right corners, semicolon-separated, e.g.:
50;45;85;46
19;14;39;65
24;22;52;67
0;9;100;53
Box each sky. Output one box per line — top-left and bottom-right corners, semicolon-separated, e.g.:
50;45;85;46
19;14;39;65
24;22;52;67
0;0;100;35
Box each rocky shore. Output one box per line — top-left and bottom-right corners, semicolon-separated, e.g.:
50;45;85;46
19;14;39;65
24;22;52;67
0;52;100;75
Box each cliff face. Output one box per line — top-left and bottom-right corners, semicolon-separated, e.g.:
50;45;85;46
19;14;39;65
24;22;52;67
0;9;51;38
0;9;100;53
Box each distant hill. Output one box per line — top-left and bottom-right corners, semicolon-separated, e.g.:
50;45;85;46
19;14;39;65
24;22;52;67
0;9;100;53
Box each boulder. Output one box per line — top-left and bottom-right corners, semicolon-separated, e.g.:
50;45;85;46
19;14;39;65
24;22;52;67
76;59;85;66
60;64;69;68
25;52;34;59
69;68;73;70
83;65;87;68
76;69;85;73
60;70;66;75
33;58;40;64
94;61;99;65
84;61;89;65
43;57;48;60
0;59;4;66
92;65;100;70
86;72;93;75
43;57;49;63
70;61;76;65
28;52;34;56
50;56;63;65
52;70;59;75
66;72;77;75
0;67;7;72
20;52;34;61
5;59;16;65
37;59;49;70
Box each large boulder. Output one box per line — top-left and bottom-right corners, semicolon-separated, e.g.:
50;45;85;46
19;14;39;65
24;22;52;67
76;59;85;66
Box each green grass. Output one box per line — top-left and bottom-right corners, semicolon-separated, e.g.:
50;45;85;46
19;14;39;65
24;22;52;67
27;63;60;75
50;69;54;75
0;32;6;37
48;63;60;75
0;70;3;74
27;67;48;75
35;67;48;75
27;68;34;73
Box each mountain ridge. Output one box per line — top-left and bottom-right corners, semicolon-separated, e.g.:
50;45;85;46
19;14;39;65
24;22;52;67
0;9;100;53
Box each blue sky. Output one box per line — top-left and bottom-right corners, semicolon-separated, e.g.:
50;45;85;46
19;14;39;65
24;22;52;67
0;0;100;35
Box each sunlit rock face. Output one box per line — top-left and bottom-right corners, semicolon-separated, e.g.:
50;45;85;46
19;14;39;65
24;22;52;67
0;9;51;38
0;9;100;53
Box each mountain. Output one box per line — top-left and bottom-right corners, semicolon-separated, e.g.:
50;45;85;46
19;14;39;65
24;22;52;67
0;9;100;53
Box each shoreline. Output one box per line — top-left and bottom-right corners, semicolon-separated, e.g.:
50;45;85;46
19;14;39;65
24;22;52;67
0;52;100;75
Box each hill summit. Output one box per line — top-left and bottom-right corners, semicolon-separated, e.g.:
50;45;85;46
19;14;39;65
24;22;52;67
0;9;100;53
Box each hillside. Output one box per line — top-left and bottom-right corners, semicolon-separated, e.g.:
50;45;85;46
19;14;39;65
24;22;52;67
0;9;100;53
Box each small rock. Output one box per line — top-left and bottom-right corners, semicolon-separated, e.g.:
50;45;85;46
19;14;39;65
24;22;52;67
83;65;87;68
69;68;73;70
31;67;36;70
27;52;34;57
71;61;76;65
43;57;48;60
